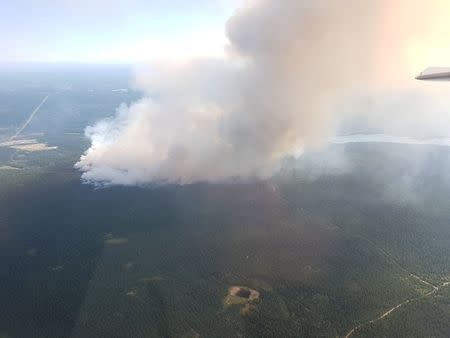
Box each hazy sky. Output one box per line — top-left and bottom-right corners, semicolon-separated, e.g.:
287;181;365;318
2;0;242;63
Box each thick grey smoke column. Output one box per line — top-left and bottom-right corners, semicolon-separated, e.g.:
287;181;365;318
75;0;434;185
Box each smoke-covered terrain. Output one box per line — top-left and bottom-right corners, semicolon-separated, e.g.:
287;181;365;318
2;1;450;336
75;0;450;185
0;65;450;337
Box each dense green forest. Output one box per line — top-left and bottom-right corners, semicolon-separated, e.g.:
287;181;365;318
1;70;449;337
1;140;449;337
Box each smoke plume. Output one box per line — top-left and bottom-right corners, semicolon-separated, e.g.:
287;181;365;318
76;0;450;185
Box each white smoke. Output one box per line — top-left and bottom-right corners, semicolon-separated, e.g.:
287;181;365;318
76;0;450;185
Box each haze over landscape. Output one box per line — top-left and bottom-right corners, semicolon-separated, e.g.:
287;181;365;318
1;1;450;337
71;0;450;185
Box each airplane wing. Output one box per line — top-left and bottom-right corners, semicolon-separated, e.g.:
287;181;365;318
416;67;450;80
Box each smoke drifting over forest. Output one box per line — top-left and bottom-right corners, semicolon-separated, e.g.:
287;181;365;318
76;0;450;185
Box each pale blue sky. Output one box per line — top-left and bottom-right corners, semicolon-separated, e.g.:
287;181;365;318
2;0;242;63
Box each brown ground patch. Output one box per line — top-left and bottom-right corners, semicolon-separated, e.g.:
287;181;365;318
0;139;57;152
224;286;260;315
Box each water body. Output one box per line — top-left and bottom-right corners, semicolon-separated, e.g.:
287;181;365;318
330;134;450;147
